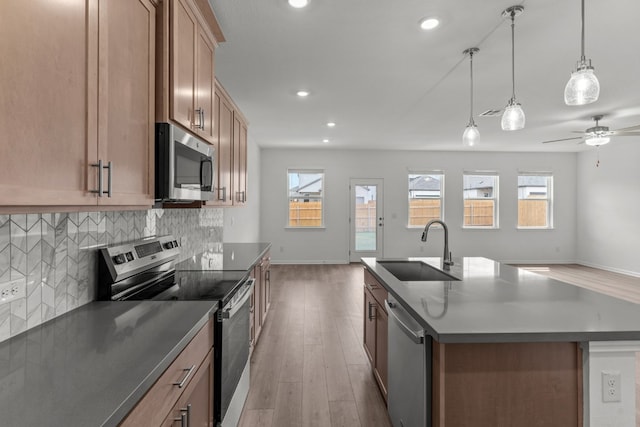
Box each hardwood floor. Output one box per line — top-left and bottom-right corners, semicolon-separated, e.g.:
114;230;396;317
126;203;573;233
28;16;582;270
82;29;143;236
238;264;391;427
239;263;640;427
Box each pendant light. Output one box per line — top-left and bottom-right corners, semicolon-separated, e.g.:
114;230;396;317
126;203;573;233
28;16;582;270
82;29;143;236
564;0;599;105
462;48;480;147
501;6;525;131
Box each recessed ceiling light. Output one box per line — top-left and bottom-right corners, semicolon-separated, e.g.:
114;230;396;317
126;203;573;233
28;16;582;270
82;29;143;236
322;139;329;143
419;17;440;30
327;122;336;127
288;0;309;8
296;90;309;97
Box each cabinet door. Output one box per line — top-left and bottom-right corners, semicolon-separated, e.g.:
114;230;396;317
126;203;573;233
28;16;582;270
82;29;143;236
163;351;213;427
213;91;234;206
232;114;248;205
375;306;388;400
195;26;215;143
171;0;197;131
0;0;98;206
363;288;376;364
97;0;155;206
252;265;262;342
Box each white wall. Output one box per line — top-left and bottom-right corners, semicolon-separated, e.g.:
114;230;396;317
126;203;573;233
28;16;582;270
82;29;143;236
223;136;261;242
260;148;577;264
576;142;640;276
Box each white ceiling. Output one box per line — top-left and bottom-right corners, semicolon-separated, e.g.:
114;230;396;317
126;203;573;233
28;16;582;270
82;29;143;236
210;0;640;152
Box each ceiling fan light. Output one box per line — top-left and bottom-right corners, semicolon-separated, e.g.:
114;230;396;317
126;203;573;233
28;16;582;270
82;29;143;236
462;123;480;147
564;66;600;105
585;135;610;146
501;101;525;131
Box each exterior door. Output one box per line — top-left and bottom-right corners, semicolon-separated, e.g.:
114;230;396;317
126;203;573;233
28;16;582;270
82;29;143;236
350;179;383;262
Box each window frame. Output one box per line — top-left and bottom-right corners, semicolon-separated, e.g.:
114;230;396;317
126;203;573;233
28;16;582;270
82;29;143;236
286;168;325;228
517;172;553;229
407;171;445;228
462;171;499;229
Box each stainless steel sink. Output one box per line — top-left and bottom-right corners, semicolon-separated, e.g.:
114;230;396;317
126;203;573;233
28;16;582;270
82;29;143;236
378;260;460;282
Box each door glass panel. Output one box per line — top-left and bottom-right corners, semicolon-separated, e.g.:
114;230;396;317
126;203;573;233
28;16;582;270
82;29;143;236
355;185;377;251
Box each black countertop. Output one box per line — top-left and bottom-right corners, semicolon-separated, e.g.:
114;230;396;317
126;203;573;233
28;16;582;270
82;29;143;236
0;301;217;427
362;256;640;344
175;242;271;271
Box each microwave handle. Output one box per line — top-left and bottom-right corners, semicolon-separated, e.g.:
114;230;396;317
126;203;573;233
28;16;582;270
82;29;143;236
200;159;213;191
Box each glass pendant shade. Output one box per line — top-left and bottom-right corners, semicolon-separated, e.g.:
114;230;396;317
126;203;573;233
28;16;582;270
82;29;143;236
564;66;600;105
462;123;480;147
585;135;610;146
501;100;525;131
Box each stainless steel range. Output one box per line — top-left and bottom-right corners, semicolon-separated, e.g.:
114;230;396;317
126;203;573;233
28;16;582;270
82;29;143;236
97;235;253;427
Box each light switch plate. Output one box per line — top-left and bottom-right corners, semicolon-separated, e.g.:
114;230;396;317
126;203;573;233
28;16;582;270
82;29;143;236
0;278;27;306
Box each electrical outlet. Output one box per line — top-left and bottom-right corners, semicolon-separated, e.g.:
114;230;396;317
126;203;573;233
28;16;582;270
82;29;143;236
602;371;622;402
0;278;27;306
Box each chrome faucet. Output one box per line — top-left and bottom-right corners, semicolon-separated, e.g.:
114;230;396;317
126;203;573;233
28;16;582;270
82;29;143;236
421;219;454;269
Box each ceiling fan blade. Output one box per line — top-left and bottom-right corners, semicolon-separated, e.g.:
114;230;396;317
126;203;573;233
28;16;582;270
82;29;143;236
541;136;584;144
609;131;640;137
613;124;640;132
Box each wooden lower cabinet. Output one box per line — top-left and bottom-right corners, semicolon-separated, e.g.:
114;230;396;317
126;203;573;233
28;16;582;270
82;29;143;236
120;319;214;427
362;268;388;402
162;349;213;427
250;251;271;353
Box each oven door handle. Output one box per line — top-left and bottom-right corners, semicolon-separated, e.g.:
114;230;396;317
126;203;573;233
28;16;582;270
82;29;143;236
220;278;255;320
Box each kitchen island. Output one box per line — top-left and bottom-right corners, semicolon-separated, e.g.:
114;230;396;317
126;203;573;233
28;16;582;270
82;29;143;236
362;256;640;427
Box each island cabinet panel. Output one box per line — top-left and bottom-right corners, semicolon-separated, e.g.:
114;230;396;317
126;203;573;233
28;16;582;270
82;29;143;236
432;341;582;427
363;288;376;364
0;0;155;208
120;318;214;427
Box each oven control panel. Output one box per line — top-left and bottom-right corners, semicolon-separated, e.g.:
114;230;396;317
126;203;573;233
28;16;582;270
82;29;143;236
99;235;181;282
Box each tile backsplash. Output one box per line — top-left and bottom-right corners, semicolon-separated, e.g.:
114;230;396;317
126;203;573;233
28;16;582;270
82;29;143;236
0;208;223;343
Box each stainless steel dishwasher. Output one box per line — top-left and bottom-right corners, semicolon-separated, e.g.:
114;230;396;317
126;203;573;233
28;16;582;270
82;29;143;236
385;295;431;427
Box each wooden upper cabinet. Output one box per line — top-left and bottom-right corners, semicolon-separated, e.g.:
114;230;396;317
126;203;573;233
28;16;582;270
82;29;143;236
233;114;248;205
196;26;215;141
171;0;197;132
0;0;98;206
0;0;156;208
167;0;218;144
212;90;234;206
98;0;156;206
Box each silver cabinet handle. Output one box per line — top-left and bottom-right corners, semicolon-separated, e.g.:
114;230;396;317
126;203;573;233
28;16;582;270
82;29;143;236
194;108;204;130
368;301;376;321
105;161;112;198
175;412;187;426
173;365;196;388
217;186;227;201
90;160;103;197
179;404;191;427
242;191;246;202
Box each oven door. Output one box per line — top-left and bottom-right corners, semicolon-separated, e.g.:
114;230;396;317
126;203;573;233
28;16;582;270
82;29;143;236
216;278;254;426
156;122;215;202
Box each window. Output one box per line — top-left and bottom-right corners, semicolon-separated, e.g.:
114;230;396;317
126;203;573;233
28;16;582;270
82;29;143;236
518;173;553;228
287;169;324;227
463;173;498;228
408;172;444;227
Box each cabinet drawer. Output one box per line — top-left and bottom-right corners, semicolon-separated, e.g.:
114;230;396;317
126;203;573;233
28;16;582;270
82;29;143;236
364;268;388;312
120;318;214;427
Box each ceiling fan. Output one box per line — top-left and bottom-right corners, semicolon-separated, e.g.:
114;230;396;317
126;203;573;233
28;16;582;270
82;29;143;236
542;115;640;146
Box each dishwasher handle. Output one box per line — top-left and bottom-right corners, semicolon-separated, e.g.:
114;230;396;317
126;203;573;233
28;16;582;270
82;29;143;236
385;299;424;344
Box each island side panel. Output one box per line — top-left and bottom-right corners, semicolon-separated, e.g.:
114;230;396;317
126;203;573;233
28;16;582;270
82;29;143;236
432;341;583;427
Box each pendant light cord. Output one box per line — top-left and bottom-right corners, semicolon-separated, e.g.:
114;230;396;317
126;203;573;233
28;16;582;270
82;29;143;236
510;10;516;101
469;50;475;125
580;0;586;61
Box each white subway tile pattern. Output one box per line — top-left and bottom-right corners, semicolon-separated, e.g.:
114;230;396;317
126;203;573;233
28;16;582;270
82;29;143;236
0;208;223;343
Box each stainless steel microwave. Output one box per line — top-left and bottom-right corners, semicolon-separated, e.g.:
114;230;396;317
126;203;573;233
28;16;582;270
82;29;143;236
155;122;215;202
